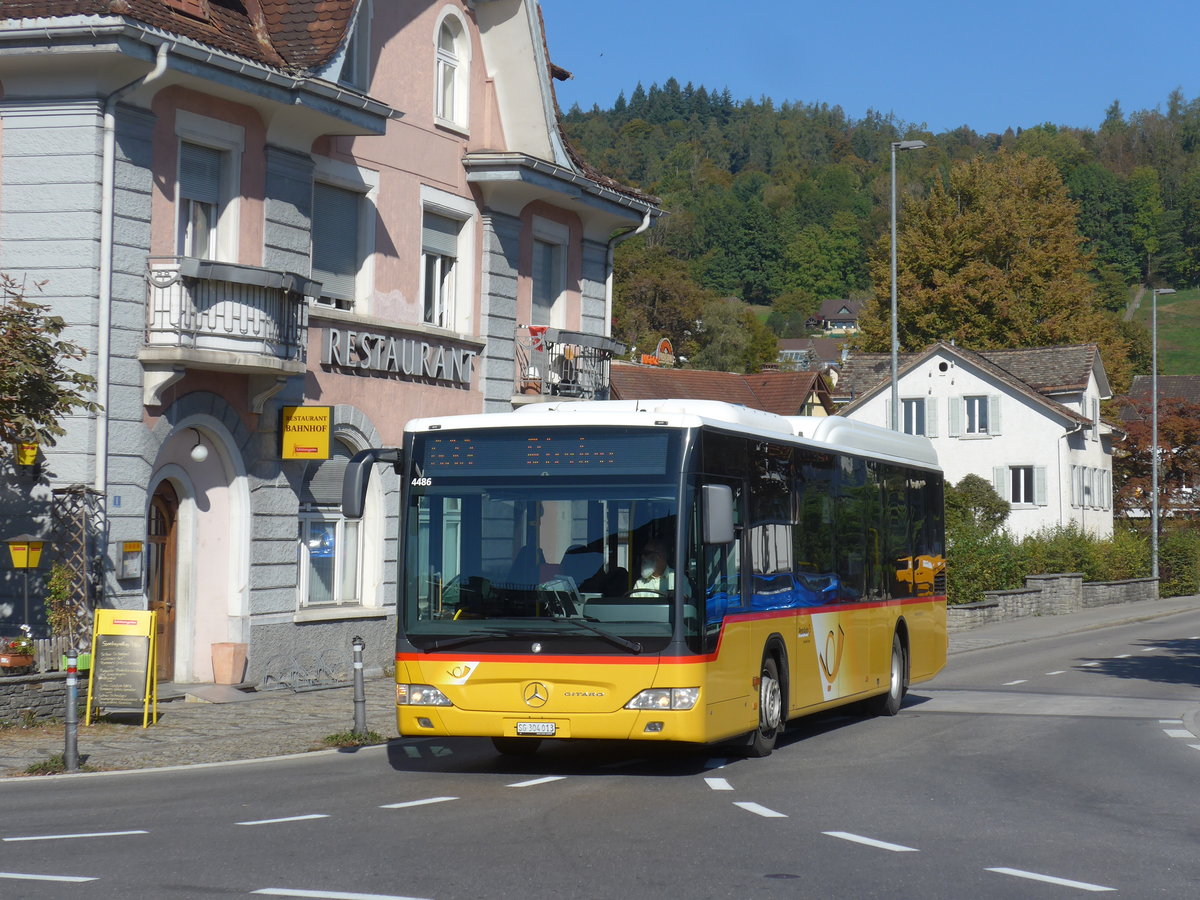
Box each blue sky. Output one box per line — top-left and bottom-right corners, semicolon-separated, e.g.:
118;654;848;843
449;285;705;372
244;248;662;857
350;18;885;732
539;1;1200;135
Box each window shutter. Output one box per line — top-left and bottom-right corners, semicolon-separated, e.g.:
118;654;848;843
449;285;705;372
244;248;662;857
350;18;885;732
993;467;1006;498
988;395;1002;436
301;443;354;507
312;183;361;300
179;142;221;203
925;398;938;438
422;213;459;256
1035;466;1048;506
949;398;962;438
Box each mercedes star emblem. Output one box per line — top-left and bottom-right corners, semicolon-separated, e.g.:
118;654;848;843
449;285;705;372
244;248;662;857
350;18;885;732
523;681;549;708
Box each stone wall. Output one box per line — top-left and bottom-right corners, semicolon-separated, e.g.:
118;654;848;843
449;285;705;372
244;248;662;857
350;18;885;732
0;671;71;724
948;575;1159;633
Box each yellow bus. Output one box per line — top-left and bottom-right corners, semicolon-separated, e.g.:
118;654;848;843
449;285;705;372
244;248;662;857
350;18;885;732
343;400;945;757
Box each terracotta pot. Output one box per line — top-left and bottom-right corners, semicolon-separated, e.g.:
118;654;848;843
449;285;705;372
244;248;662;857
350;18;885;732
0;653;35;670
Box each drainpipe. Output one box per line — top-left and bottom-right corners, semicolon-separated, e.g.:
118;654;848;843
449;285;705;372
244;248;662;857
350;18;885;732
604;210;652;339
95;42;170;498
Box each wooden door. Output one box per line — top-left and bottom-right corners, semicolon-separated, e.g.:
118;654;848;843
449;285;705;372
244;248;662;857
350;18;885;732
147;482;179;681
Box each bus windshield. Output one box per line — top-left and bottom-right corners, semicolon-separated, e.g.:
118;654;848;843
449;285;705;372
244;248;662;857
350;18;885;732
403;427;694;653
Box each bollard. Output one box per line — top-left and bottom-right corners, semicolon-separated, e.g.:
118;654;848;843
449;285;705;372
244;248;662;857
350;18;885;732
352;636;366;736
64;651;79;772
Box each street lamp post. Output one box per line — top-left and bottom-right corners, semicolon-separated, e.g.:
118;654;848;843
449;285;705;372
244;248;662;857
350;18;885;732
890;139;928;430
1151;286;1175;582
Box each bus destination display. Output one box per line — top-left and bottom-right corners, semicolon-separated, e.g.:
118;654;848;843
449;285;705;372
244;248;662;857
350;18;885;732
418;431;669;476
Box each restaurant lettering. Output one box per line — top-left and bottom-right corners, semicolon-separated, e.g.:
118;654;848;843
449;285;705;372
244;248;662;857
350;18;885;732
322;327;476;386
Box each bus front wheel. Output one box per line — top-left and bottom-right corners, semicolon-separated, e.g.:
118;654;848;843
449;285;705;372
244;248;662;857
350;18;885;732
492;737;542;756
746;655;784;757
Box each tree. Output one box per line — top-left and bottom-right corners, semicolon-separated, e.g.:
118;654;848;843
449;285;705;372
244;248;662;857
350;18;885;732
856;151;1135;392
1112;396;1200;520
0;275;99;457
612;242;712;359
945;473;1009;535
688;296;778;373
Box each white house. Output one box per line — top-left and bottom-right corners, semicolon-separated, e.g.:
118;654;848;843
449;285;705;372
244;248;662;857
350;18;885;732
837;343;1117;539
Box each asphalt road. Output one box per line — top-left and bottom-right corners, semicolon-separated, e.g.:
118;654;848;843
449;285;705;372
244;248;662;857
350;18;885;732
3;609;1199;899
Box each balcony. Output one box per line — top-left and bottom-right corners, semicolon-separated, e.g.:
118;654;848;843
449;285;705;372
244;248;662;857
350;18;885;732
140;257;318;404
514;325;625;404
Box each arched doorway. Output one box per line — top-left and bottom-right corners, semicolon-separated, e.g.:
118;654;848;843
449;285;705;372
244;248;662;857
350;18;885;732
147;481;179;682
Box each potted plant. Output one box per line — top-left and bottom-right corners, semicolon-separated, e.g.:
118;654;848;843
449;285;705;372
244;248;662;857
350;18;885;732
45;562;89;670
0;624;35;672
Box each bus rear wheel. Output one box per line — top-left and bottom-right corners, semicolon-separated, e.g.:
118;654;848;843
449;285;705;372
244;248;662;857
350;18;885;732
746;655;784;757
492;737;542;756
869;633;906;717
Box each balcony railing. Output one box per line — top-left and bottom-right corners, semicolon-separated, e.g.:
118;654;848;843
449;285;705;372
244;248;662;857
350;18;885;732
514;325;625;402
145;257;317;366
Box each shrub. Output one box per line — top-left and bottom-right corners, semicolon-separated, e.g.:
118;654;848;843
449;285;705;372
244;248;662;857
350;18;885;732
1158;527;1200;598
946;525;1023;604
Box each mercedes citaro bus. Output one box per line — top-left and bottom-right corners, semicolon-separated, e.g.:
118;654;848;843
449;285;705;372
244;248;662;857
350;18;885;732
343;399;945;756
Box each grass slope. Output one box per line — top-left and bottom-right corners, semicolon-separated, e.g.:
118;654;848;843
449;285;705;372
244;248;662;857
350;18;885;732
1132;287;1200;375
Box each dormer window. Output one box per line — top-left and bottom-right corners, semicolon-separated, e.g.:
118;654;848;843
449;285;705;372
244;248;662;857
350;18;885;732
163;0;210;22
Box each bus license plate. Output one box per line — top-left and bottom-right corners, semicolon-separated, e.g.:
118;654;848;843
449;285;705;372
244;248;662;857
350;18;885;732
516;722;556;736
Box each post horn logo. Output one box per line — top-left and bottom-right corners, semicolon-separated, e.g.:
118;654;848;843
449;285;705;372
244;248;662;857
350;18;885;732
523;681;549;708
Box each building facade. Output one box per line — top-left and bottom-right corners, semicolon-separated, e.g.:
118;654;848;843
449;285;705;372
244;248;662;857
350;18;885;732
837;343;1117;540
0;1;656;681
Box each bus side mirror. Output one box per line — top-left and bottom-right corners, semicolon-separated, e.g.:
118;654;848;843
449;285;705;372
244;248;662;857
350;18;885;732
342;448;402;519
702;484;735;544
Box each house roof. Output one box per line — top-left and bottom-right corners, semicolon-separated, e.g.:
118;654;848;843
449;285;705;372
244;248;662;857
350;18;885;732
1128;374;1200;405
817;298;863;320
610;363;833;416
777;336;847;365
2;0;356;72
836;342;1096;428
978;345;1109;397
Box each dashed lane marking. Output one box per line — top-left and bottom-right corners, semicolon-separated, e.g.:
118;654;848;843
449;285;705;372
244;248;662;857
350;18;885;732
507;776;566;788
0;872;97;883
379;797;458;809
1189;744;1200;751
705;777;734;791
1163;729;1193;738
1115;654;1132;659
1046;671;1066;676
3;830;147;843
1159;719;1183;724
823;831;918;852
985;867;1115;892
1081;662;1100;667
1140;647;1159;652
733;802;787;818
1003;680;1027;686
253;890;431;900
237;815;330;826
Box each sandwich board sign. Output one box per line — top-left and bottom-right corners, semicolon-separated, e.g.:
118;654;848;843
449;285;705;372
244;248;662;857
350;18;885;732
85;609;158;727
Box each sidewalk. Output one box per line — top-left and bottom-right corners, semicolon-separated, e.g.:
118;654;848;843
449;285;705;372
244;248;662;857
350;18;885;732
3;596;1199;778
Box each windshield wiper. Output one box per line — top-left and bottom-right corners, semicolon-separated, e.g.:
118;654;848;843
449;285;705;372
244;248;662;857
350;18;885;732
545;616;643;654
424;629;516;652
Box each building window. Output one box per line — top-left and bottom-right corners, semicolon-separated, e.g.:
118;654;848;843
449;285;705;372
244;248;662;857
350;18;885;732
902;398;926;436
174;113;243;262
530;217;569;328
312;182;364;308
435;16;468;128
299;443;362;607
1000;465;1046;507
422;213;459;328
964;395;989;435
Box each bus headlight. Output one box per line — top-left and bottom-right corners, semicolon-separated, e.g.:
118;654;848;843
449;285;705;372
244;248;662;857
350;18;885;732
625;688;699;711
396;683;454;707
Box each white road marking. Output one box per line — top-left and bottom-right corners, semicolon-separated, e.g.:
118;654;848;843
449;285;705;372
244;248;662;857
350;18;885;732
1189;744;1200;751
1114;653;1131;659
379;796;458;809
1163;729;1193;738
1159;719;1183;724
1080;662;1100;667
237;814;330;826
705;777;734;791
253;890;430;900
1046;670;1066;676
985;867;1115;892
3;830;147;842
734;802;787;818
507;776;565;788
823;831;918;852
1003;680;1027;686
1140;647;1159;652
0;872;97;883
